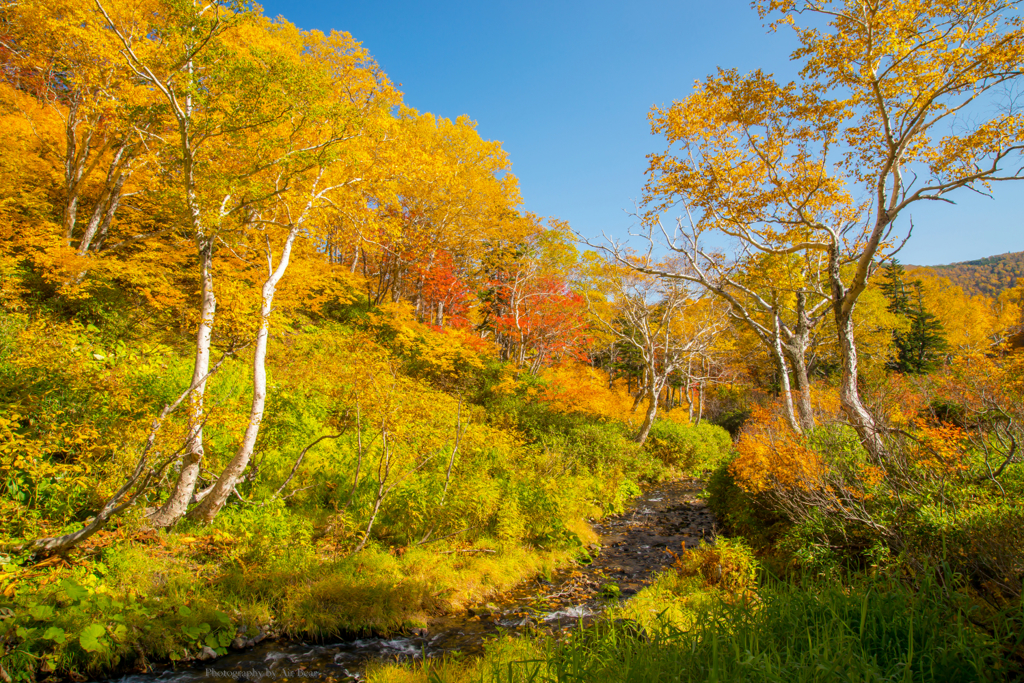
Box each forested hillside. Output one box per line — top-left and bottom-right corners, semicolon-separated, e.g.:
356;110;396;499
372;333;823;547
1;0;1024;681
908;251;1024;298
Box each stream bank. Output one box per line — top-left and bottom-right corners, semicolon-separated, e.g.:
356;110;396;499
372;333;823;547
111;478;715;683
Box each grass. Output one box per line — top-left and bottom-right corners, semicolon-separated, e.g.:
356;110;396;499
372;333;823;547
0;513;597;680
369;547;1023;683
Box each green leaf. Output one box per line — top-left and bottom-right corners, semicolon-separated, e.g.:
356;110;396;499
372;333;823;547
204;633;219;649
79;623;108;653
29;604;55;621
177;605;192;617
42;626;66;644
15;626;37;640
61;580;88;601
110;623;127;640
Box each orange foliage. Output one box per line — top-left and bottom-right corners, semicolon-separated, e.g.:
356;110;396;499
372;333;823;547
536;361;637;425
912;420;970;476
730;403;825;494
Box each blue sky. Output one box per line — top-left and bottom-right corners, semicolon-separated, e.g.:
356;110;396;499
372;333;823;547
260;0;1021;266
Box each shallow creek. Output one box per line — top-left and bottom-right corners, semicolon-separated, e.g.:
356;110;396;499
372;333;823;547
112;478;716;683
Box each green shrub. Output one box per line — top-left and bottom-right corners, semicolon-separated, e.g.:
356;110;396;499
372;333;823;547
674;537;758;593
645;420;732;475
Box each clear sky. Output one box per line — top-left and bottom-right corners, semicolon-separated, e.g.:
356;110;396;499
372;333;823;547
259;0;1021;266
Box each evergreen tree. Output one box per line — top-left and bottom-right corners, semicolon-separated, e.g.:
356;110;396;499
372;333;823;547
881;261;948;374
902;281;948;373
881;261;911;316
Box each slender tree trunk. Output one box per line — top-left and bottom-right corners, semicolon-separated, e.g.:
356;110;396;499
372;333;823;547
148;239;216;527
76;142;130;256
789;292;816;432
772;311;802;435
350;241;360;274
829;246;887;460
687;379;694;424
355;425;391;553
62;101;86;244
346;402;364;510
189;226;301;524
787;344;815;432
634;378;660;444
834;301;886;459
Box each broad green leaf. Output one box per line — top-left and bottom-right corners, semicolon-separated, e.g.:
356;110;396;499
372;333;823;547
79;623;107;653
42;626;66;644
15;626;37;640
29;604;55;620
61;580;88;601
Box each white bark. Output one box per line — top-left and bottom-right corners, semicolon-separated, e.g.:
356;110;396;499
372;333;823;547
148;239;216;527
189;225;301;523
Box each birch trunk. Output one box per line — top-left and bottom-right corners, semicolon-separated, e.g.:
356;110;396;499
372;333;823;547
75;142;131;256
772;311;802;435
787;292;816;432
787;344;815;432
829;246;887;461
148;238;216;527
189;226;301;523
634;378;661;445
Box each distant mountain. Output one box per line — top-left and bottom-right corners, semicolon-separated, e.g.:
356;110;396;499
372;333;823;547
906;250;1024;298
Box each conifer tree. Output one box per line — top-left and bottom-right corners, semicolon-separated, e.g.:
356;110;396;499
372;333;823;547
881;261;948;374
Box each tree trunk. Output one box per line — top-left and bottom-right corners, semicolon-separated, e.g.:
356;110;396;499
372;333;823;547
772;311;802;435
62;101;87;244
189;226;301;524
76;142;130;256
789;292;816;432
829;247;887;461
634;380;660;444
148;239;216;527
787;346;815;432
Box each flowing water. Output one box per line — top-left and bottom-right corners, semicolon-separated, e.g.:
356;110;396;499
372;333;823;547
110;478;716;683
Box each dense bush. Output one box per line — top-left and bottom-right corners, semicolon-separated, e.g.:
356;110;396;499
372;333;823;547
645;419;732;474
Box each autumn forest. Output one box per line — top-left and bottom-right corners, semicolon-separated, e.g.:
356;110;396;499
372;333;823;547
1;0;1023;681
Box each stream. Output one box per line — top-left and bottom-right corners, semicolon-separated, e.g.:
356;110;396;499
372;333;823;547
112;478;716;683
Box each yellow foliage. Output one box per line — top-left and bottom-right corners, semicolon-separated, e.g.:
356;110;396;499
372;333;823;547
536;362;636;425
730;403;826;494
914;272;1003;354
